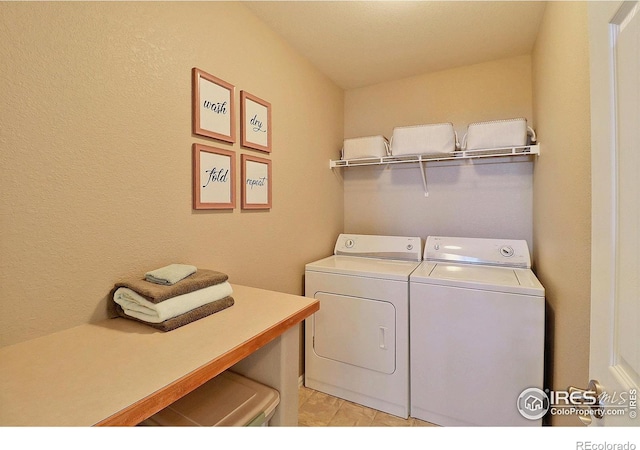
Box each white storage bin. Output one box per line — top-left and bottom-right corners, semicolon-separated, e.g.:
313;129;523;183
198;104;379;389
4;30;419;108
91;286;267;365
342;135;389;160
390;122;458;156
463;118;536;150
139;370;280;427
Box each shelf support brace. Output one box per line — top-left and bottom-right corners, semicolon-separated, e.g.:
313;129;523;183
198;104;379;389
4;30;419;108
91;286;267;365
418;159;429;197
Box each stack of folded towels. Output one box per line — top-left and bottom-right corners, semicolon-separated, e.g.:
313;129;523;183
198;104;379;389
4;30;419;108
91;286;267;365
111;264;234;332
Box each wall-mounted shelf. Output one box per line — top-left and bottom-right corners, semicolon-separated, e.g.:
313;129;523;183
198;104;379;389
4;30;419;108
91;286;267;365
330;144;539;168
330;144;540;197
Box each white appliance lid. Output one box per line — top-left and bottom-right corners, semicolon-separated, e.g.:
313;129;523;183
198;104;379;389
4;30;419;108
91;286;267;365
410;262;544;296
334;234;423;262
424;236;531;268
306;255;421;281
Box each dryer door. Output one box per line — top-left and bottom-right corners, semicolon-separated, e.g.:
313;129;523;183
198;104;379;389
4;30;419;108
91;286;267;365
312;292;396;374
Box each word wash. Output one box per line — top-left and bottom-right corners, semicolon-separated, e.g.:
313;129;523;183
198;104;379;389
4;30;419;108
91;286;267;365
203;100;228;115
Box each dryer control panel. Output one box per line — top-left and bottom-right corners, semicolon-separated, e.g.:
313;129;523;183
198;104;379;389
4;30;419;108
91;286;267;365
334;234;423;261
424;236;531;268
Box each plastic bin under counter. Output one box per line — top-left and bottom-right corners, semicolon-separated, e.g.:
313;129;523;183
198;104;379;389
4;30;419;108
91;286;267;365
140;370;279;427
0;284;318;426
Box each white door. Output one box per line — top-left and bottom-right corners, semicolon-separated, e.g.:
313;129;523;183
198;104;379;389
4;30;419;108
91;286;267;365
588;1;639;426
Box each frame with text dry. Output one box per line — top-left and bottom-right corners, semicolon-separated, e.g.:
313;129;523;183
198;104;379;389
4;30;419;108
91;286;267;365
240;91;271;153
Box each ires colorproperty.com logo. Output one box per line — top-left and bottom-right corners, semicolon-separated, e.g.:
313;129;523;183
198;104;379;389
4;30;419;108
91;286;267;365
517;387;638;420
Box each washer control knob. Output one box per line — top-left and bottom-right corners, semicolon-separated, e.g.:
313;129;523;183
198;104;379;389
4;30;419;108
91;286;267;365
407;244;413;251
500;246;515;257
434;244;440;251
345;239;355;249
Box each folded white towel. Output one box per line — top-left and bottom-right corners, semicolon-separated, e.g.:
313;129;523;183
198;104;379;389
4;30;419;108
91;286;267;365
113;281;233;323
145;264;197;286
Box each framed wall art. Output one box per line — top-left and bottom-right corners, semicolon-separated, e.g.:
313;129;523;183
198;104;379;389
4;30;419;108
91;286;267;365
241;154;272;210
240;91;272;153
192;68;235;143
192;144;236;210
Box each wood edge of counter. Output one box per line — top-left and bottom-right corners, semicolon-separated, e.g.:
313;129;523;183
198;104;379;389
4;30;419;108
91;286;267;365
95;299;319;426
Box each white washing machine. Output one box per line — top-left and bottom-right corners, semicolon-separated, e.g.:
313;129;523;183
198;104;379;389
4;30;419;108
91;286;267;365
410;236;545;426
304;234;423;418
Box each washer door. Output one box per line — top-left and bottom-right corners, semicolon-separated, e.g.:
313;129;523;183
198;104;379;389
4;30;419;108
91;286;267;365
312;292;396;374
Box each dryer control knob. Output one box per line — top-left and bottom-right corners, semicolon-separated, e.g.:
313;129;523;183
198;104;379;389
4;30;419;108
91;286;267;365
407;244;413;251
345;239;355;248
500;246;515;257
434;244;440;251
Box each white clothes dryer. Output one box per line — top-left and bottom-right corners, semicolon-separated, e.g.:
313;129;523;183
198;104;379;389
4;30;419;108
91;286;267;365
410;236;545;426
304;234;423;418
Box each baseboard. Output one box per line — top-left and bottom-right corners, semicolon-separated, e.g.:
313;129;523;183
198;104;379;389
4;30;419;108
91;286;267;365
298;374;304;387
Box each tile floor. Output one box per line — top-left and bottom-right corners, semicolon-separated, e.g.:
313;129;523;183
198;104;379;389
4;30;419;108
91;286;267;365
298;385;437;427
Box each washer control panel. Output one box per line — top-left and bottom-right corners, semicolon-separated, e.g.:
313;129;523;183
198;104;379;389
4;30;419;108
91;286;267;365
334;234;423;261
499;245;515;258
425;236;531;268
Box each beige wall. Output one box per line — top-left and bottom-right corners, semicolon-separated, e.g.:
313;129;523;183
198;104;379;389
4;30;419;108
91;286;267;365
532;1;591;426
0;2;344;347
343;56;536;244
345;54;534;141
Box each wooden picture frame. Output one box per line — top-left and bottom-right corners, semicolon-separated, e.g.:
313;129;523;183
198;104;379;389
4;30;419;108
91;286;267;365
193;144;236;210
192;68;235;143
240;91;272;153
241;154;272;210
